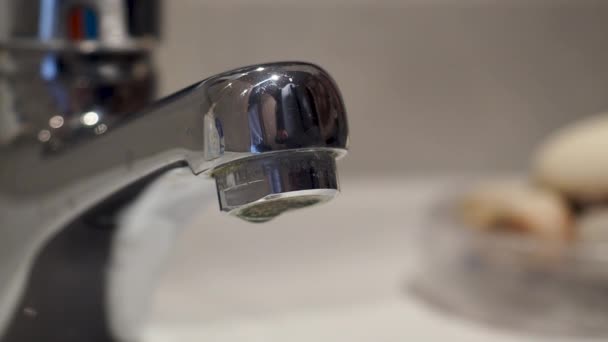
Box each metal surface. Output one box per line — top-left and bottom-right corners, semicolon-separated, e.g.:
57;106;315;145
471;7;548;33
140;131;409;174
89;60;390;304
0;60;348;339
214;150;340;222
0;61;348;197
0;3;347;340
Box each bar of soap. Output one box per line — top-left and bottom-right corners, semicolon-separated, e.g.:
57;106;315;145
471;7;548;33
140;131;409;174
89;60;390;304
461;180;573;240
533;113;608;203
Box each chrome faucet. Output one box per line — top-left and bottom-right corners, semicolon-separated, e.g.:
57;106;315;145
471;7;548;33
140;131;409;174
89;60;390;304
0;1;349;341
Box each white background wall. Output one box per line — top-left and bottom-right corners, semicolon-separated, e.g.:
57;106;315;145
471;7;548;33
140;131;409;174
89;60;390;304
156;0;608;178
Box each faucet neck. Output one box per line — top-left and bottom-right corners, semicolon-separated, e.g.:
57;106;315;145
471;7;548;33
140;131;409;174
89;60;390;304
0;62;348;341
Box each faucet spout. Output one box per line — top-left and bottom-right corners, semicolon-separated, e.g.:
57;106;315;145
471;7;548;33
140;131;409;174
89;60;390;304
2;61;348;228
0;61;348;341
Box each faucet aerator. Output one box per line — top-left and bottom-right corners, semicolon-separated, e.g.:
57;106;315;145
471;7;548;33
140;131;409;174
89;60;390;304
212;150;340;222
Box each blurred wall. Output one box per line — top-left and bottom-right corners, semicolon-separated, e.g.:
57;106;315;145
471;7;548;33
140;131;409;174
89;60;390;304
156;0;608;177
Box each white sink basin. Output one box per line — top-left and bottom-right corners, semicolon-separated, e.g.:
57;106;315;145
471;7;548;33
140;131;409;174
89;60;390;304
141;177;579;342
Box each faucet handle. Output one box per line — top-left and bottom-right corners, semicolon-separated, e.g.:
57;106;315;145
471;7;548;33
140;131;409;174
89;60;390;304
1;0;160;52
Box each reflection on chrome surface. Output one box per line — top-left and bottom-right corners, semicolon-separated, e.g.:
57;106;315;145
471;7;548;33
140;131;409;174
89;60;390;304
0;59;348;342
0;2;348;341
0;61;348;195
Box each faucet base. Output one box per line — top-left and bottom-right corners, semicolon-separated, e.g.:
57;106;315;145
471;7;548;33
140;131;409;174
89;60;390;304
1;219;117;342
0;166;176;342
